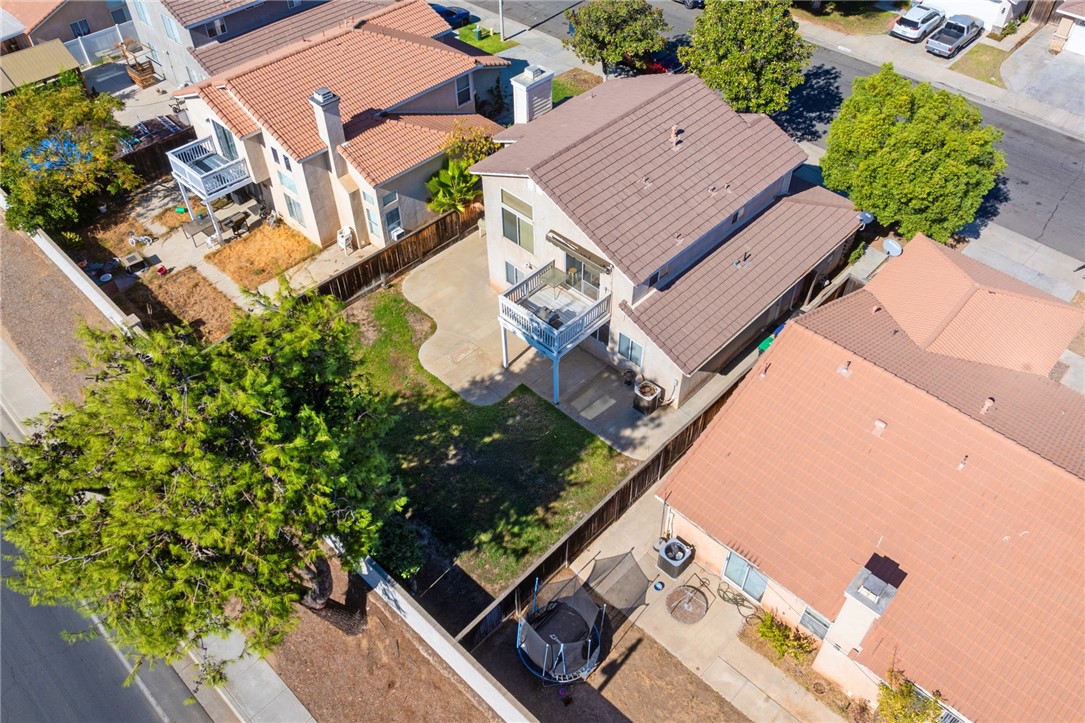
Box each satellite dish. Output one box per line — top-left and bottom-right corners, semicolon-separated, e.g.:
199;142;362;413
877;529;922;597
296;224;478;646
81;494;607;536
884;239;903;257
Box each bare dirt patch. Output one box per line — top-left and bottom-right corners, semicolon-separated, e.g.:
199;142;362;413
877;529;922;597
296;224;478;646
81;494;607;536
268;558;498;723
119;267;238;342
207;224;318;290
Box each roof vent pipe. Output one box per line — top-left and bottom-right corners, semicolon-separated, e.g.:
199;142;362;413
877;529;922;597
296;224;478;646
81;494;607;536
981;397;995;415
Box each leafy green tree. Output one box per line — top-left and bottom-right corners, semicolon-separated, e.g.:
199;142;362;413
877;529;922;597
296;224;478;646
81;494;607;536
877;661;944;723
426;159;482;213
0;71;141;232
442;122;499;166
679;0;812;113
821;64;1006;242
563;0;669;74
1;291;403;682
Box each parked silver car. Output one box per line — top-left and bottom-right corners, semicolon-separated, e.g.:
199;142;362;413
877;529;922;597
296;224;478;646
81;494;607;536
889;4;945;42
926;15;983;57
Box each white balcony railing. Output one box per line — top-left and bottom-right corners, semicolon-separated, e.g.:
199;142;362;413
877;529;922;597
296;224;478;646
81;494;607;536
167;137;250;200
499;261;611;358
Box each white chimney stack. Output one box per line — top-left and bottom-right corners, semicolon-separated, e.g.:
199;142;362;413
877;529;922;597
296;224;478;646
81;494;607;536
511;65;554;124
310;87;346;175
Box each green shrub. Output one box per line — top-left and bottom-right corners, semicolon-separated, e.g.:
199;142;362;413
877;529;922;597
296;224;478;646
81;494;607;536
847;242;868;265
374;514;424;581
758;611;815;662
877;663;943;723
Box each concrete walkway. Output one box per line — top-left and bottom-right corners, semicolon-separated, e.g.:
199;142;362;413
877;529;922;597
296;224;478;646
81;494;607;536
401;231;751;460
796;17;1085;139
571;478;842;723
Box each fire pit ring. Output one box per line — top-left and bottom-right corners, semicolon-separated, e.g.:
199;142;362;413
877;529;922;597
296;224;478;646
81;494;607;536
665;585;708;624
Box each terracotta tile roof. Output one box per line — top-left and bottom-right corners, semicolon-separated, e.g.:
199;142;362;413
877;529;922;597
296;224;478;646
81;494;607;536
197;84;258;137
4;0;62;31
621;186;860;374
190;0;388;75
658;315;1085;723
864;235;1083;375
359;0;454;36
160;0;258;28
339;113;502;185
205;22;490;161
471;75;807;281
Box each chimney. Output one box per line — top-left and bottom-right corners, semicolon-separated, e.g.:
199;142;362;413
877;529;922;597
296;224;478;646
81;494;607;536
511;65;554;124
310;87;346;175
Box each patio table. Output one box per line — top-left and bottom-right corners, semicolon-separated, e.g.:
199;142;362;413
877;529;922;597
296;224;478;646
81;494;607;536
181;215;216;241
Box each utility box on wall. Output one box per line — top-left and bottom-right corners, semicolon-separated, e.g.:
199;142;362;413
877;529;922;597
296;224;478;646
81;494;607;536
511;65;554;124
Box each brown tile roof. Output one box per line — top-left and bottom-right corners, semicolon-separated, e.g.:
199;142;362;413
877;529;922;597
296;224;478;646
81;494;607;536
4;0;62;31
864;235;1083;375
471;75;807;281
160;0;258;28
199;18;497;162
621;186;860;374
339;113;502;185
359;0;454;36
197;84;258;137
190;0;388;76
658;315;1085;723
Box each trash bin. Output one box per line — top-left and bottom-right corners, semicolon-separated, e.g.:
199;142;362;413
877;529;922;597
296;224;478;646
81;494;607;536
634;380;662;415
473;25;483;40
657;538;694;578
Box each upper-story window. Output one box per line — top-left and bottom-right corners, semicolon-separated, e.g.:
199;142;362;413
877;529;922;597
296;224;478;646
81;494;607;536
382;190;398;206
146;41;159;62
730;207;746;225
133;0;149;24
162;13;181;42
500;190;533;252
205;18;227;38
185;66;199;84
109;4;131;24
362;190;376;205
211;121;237;160
455;75;471;106
70;19;91;37
287;0;302;7
277;171;298;194
271;147;293;171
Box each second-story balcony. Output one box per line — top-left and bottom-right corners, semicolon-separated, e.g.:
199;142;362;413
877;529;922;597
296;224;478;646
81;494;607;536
499;261;611;361
167;137;250;200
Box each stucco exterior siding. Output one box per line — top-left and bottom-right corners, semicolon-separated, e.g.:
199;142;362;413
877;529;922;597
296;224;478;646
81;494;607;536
31;2;119;44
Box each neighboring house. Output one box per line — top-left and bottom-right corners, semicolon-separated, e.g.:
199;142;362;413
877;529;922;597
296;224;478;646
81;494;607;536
1;9;30;54
471;74;861;406
3;0;130;48
0;38;81;94
1053;0;1085;55
922;0;1027;31
657;235;1085;723
169;0;507;248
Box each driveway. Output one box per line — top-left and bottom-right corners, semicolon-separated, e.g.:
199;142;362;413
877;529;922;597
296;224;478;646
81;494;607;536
400;231;750;460
1002;25;1085;120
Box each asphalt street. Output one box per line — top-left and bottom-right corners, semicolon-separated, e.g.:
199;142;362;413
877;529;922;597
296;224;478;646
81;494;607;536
473;1;1085;260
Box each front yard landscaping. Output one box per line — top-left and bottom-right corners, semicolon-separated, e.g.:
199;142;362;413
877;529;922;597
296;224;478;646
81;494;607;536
206;223;318;289
951;45;1009;88
552;68;604;105
345;288;636;594
458;23;518;54
791;3;900;35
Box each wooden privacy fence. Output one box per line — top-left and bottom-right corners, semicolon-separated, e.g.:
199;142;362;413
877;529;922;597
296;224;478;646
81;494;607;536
316;206;482;303
456;381;741;651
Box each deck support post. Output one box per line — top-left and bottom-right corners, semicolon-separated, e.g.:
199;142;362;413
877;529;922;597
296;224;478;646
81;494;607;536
552;357;560;405
501;327;509;368
176;178;195;220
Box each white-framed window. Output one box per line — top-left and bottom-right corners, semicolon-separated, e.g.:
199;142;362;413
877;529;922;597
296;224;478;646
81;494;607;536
185;66;199;84
724;550;768;602
455;75;471;106
799;607;830;640
500;189;533;252
504;262;523;285
146;41;159;62
162;13;180;42
211;120;237;160
70;19;91;37
110;6;131;24
284;195;303;222
362;190;376;205
381;190;398;206
365;208;380;236
133;0;149;25
385;207;402;232
617;333;643;367
277;170;297;194
205;18;227;38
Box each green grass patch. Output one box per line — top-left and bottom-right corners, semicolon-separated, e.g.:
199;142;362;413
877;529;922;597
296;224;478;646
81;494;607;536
950;44;1009;88
552;68;604;105
457;24;518;54
349;289;634;593
791;3;899;35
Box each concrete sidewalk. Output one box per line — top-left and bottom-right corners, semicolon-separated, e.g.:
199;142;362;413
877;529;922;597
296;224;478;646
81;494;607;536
796;18;1085;139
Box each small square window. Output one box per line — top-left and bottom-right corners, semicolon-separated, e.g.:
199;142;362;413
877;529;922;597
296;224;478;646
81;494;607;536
206;18;227;38
70;19;91;37
648;271;659;287
283;155;292;172
456;75;471;106
271;148;280;165
382;190;398;206
287;0;302;7
504;262;522;286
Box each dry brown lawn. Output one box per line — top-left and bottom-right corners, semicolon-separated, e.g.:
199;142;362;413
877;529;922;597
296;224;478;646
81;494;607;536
119;267;238;342
152;205;191;231
206;223;317;289
65;212;157;263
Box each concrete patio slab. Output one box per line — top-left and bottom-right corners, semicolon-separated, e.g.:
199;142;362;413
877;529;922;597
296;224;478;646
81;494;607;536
401;232;753;460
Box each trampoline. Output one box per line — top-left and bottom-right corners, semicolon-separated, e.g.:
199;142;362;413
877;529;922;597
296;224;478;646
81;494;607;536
516;580;606;684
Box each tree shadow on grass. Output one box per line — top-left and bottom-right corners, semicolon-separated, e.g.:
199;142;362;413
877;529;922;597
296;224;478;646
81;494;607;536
772;63;843;143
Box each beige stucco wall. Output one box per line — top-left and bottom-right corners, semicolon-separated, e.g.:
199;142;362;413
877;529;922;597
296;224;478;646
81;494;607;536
393;73;473;114
378;154;445;233
31;2;117;43
813;645;881;704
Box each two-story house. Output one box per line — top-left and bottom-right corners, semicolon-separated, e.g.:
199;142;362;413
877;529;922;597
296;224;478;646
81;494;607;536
471;73;862;407
2;0;131;53
168;0;506;248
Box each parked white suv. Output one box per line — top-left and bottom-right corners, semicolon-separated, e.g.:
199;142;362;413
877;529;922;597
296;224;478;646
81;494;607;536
889;4;945;42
